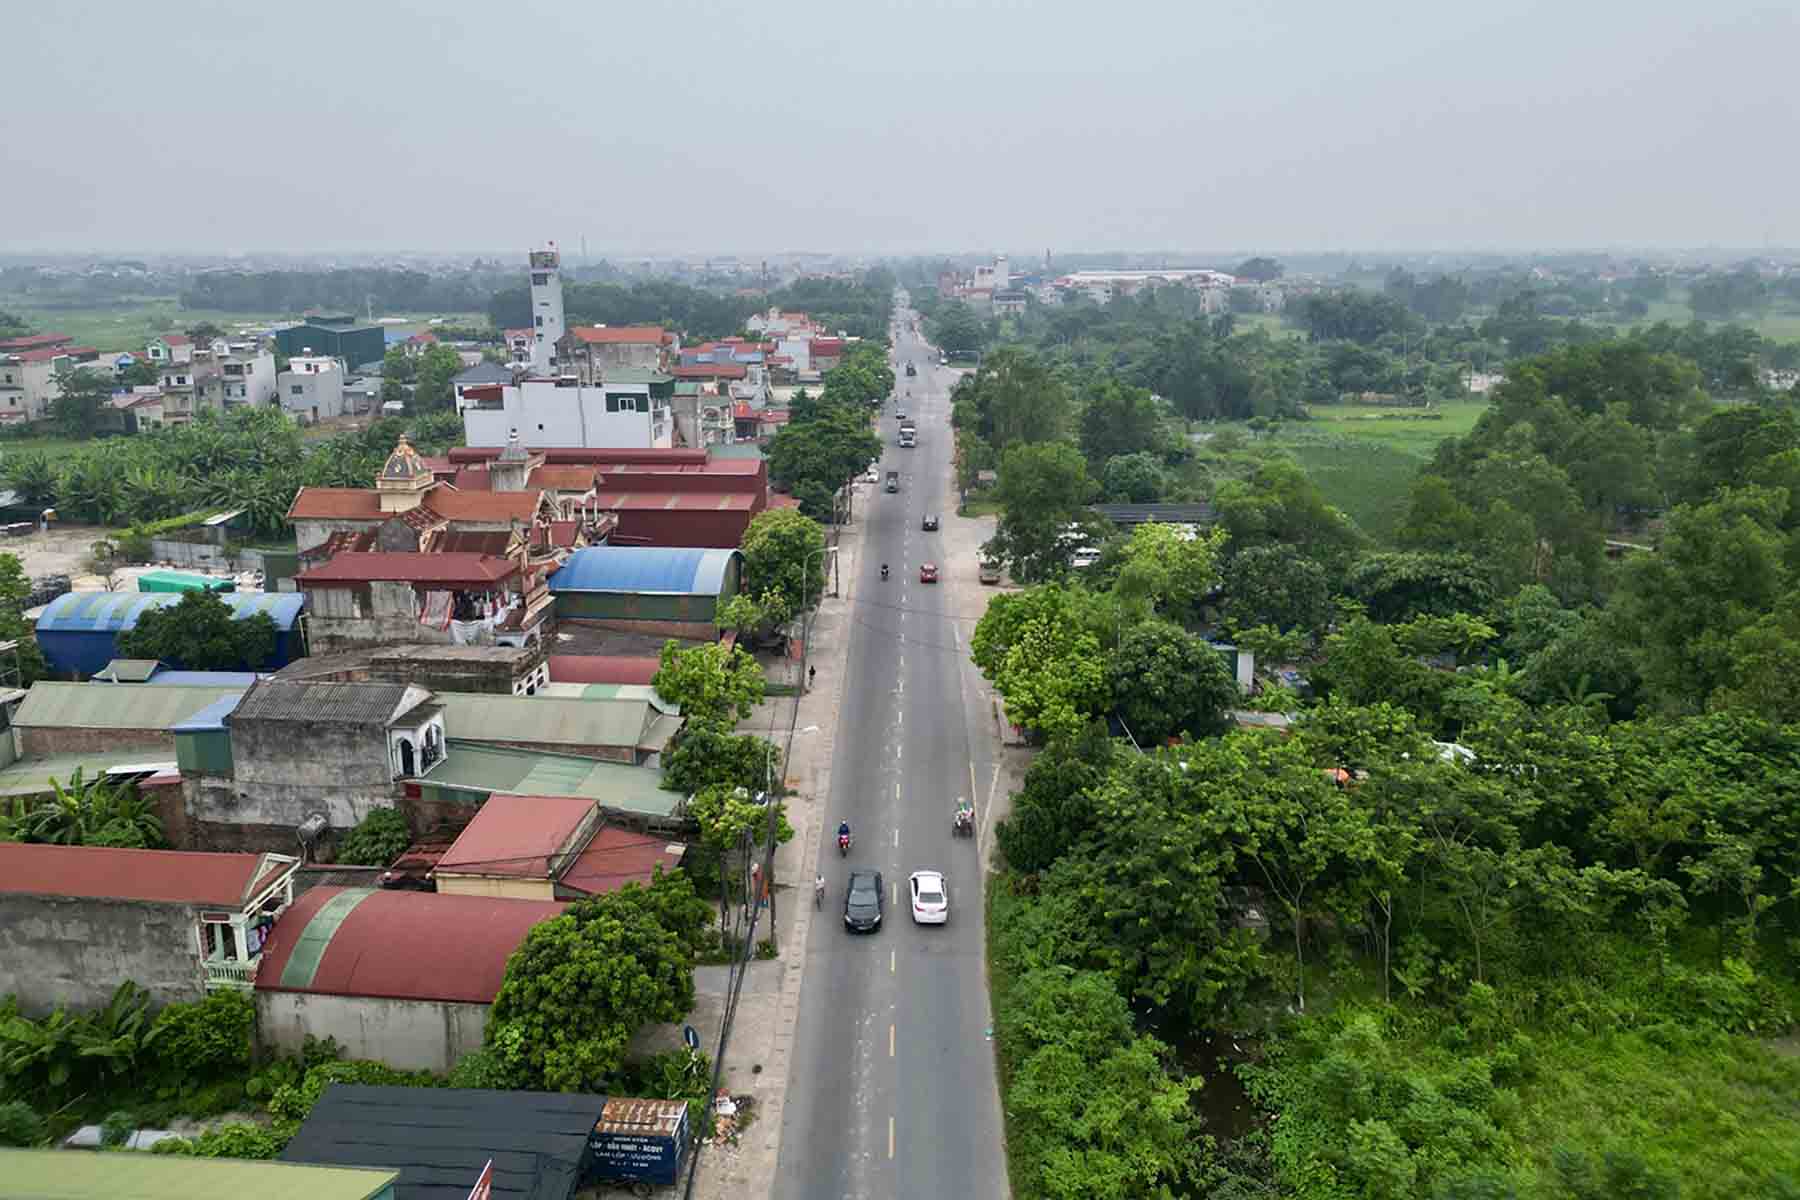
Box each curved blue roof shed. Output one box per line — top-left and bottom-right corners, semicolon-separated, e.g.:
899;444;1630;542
35;591;306;678
549;547;741;627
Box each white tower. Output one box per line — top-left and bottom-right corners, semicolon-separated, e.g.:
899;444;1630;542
994;254;1010;291
527;244;565;375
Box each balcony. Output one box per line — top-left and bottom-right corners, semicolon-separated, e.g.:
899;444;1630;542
203;958;257;991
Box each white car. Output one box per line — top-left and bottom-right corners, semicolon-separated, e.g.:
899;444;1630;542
909;870;948;925
861;467;880;484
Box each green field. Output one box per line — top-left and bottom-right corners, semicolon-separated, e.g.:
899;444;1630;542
1;299;491;355
1238;399;1486;541
0;434;97;462
1624;296;1800;342
1231;311;1304;340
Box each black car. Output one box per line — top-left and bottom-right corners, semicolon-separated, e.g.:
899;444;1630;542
921;514;939;531
844;869;884;932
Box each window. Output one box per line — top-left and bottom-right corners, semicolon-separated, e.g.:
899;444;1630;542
636;395;649;413
290;384;304;395
605;395;620;413
534;316;543;327
531;273;549;286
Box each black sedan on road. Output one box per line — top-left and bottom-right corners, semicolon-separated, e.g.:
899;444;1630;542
844;869;884;932
921;514;939;531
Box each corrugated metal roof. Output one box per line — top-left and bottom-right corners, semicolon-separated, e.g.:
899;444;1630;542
95;658;161;682
422;743;678;816
0;844;292;906
437;692;653;749
231;680;424;726
546;654;661;685
12;682;245;730
35;590;305;633
0;751;177;797
281;1085;606;1200
0;1149;400;1200
548;546;738;596
437;794;595;878
170;693;246;732
256;887;564;1003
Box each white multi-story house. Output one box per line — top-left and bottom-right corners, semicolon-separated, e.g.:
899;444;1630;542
145;334;194;365
219;342;277;407
459;371;674;450
278;355;345;424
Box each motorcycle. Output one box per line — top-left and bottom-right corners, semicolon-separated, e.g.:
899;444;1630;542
953;804;975;838
838;831;853;856
880;564;889;581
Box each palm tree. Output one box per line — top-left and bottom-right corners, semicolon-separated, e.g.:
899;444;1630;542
2;452;59;507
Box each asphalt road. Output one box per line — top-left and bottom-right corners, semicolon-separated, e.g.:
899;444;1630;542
772;298;1009;1199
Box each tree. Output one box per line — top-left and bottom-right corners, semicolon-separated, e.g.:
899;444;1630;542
1395;475;1481;552
930;301;985;357
1099;452;1166;503
1111;522;1226;628
0;553;47;685
766;402;880;521
992;614;1107;743
652;641;765;727
1078;378;1168;470
335;808;411;866
1213;457;1361;573
1343;551;1493;623
1106;621;1237;745
988;442;1099;583
820;342;895;408
739;509;827;612
486;870;711;1091
662;725;778;797
1234;257;1284;283
995;728;1120;876
119;360;160;387
50;368;115;439
950;347;1073;454
1223;544;1332;638
412;344;464;411
115;590;278;670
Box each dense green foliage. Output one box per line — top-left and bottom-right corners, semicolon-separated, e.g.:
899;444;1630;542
0;770;163;848
0;407;463;536
115;589;278;671
486;870;712;1091
739;508;829;612
334;807;412;867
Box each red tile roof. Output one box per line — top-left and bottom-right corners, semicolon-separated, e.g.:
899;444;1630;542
437;529;514;556
533;521;582;549
286;487;386;521
296;552;520;586
0;333;72;352
567;325;666;345
450;466;492;491
160;334;191;346
437;794;596;879
560;827;685;896
12;346;97;363
0;844;291;907
448;447;708;466
548;654;661;685
424;489;546;523
530;464;598;492
595;490;756;512
672;363;747;380
301;529;376;560
254;886;564;1003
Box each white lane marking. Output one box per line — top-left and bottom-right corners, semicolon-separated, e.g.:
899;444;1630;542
889;1116;895;1159
893;828;900;848
890;948;896;974
890;1024;896;1057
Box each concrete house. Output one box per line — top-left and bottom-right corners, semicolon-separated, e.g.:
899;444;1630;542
0;843;299;1012
253;887;563;1070
181;680;445;851
556;325;671;379
9;681;246;758
295;552;554;656
279;354;346;423
431;794;684;902
145;333;193;365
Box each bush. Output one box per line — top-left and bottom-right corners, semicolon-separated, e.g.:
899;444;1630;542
447;1047;510;1090
100;1109;136;1148
267;1059;441;1125
151;989;253;1081
0;1100;43;1147
154;1120;292;1159
335;808;411;867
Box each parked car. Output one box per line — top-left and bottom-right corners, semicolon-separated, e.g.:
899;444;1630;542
921;514;939;531
919;562;939;583
906;362;917;377
884;470;900;493
861;466;881;484
978;559;1002;584
844;869;884;932
909;870;948;925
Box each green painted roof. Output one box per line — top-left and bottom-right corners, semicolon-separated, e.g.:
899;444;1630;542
705;441;765;459
12;682;245;731
602;367;674;385
0;1148;399;1200
0;752;174;797
437;692;663;750
423;742;679;816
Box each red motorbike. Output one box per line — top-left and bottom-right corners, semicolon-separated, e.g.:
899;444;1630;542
838;831;853;856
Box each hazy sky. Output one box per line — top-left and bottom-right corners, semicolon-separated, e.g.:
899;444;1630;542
6;0;1795;255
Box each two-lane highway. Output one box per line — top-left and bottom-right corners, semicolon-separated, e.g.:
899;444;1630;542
773;297;1008;1199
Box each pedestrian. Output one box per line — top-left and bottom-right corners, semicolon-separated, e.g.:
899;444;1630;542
807;665;816;691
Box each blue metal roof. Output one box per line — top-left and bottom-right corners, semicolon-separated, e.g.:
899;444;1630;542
549;547;739;596
36;590;305;633
170;693;246;733
147;670;267;688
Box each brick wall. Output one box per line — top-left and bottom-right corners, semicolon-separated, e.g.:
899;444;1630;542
17;726;176;759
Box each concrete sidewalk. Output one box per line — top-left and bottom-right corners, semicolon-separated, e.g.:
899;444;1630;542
685;510;866;1200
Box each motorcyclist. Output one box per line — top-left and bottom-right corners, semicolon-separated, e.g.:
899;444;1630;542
837;819;852;847
880;563;889;580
